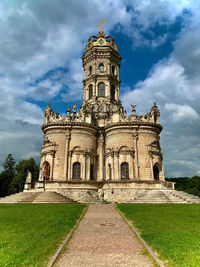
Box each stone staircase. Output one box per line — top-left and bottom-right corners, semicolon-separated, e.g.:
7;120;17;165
126;189;200;204
165;190;200;204
0;191;78;204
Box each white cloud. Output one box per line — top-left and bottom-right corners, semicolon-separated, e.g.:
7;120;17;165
0;0;199;177
165;103;199;122
121;5;200;177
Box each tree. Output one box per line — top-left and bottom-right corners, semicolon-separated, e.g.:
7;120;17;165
166;176;200;197
3;154;15;177
8;158;39;195
0;154;15;197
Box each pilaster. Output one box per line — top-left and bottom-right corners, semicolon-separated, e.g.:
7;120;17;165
133;132;139;180
64;132;71;180
98;133;104;181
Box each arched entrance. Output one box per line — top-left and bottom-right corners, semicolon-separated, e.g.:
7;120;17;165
73;162;81;179
43;161;50;181
153;164;159;180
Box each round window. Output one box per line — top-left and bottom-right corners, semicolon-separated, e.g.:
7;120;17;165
99;39;104;45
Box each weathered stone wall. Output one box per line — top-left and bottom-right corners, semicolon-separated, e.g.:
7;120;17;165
43;181;173;203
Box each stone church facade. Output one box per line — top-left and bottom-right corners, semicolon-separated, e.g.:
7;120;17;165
35;26;173;202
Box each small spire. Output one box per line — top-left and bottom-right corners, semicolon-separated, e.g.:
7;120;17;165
97;18;106;38
67;106;71;116
97;18;106;32
46;102;52;111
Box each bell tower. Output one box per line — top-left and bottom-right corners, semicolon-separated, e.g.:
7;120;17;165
80;20;125;126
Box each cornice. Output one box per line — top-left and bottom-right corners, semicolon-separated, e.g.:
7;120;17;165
104;121;163;133
82;48;121;66
42;121;99;133
83;74;120;84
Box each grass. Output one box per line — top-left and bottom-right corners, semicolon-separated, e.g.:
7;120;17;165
0;204;86;267
117;204;200;267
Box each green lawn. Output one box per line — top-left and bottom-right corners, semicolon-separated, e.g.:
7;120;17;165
0;204;86;267
117;204;200;267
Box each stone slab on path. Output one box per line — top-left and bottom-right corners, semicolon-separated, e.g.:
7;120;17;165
56;204;154;267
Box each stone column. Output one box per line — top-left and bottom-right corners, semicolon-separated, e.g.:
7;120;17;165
105;157;108;180
94;77;97;97
150;153;154;180
161;160;165;181
130;153;134;180
108;80;111;97
98;134;104;181
87;156;91;180
117;152;120;180
83;79;86;101
64;133;71;180
83;154;86;180
68;151;72;180
112;152;114;180
39;155;44;181
133;132;139;180
113;151;119;180
50;152;55;180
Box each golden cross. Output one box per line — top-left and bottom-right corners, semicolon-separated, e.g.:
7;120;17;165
97;18;106;32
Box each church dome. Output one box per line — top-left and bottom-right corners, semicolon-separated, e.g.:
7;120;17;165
85;20;118;52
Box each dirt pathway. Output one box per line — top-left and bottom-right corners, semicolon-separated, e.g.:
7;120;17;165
55;204;154;267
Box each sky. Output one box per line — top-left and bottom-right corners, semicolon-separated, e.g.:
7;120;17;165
0;0;200;177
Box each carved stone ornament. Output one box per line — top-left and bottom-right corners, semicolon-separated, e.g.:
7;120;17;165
148;140;162;157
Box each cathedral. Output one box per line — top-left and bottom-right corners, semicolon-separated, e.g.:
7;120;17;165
36;22;173;202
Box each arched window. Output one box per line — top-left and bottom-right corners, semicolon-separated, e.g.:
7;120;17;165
112;65;115;76
108;163;112;180
121;162;129;179
43;161;50;181
154;114;157;123
111;85;115;100
89;66;92;75
98;82;105;97
153;164;159;180
99;63;104;73
90;164;94;180
89;84;93;99
73;162;81;179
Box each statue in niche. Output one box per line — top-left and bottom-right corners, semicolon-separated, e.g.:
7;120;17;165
25;171;32;183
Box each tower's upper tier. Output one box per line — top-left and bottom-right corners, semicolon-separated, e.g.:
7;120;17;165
85;30;118;52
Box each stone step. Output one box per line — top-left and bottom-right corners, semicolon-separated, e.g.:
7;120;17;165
0;191;78;204
0;192;40;203
164;190;200;203
127;189;196;204
32;192;77;203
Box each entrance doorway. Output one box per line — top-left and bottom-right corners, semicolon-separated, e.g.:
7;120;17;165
153;164;159;180
43;161;50;181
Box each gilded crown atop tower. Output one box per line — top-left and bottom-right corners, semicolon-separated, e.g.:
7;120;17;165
85;19;118;52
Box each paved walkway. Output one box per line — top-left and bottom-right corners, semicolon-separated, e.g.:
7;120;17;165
56;204;154;267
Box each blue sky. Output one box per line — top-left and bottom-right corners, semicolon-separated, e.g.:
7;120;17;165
0;0;200;177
